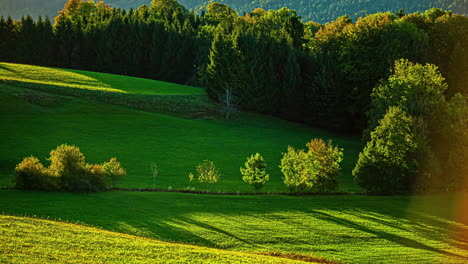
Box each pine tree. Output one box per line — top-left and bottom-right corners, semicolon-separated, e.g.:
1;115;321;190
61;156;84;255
16;15;37;64
280;50;303;120
0;17;17;62
203;30;243;100
35;16;54;66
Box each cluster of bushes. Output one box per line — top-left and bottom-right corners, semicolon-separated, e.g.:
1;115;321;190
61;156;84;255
15;144;126;193
190;138;344;193
188;160;222;186
280;139;343;193
16;140;343;194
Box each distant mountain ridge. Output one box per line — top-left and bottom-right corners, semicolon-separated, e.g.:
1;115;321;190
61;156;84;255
1;0;466;23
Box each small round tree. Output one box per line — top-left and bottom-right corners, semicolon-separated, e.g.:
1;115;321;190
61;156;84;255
240;153;269;190
353;106;419;194
306;139;342;192
196;160;221;184
103;157;127;188
280;139;343;193
280;146;314;193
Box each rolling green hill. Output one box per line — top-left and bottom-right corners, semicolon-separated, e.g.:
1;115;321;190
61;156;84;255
0;62;362;193
1;0;465;23
1;64;467;263
0;63;204;95
0;214;313;263
1;190;467;263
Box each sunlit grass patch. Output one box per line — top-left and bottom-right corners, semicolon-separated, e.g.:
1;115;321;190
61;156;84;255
0;215;312;263
0;62;204;95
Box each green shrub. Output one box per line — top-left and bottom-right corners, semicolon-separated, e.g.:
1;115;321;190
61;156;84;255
353;106;419;194
196;160;221;183
280;146;312;193
306;139;342;192
48;144;93;192
280;139;343;193
240;153;269;190
103;157;127;188
14;144;126;193
15;156;48;190
188;173;194;182
86;163;107;190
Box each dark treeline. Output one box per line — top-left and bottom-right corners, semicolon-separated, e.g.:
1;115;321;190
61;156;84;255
0;0;200;84
0;0;467;133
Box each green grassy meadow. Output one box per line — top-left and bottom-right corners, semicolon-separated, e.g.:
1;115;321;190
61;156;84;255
0;215;313;264
1;190;467;264
2;63;467;263
0;64;362;193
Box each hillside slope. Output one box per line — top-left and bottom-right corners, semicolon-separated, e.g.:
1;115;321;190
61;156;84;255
1;0;465;23
0;63;362;192
0;215;311;263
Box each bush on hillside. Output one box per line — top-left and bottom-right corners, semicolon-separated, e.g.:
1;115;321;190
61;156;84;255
306;139;343;192
15;144;125;193
240;153;269;190
47;144;106;192
48;144;88;191
196;160;221;183
86;163;106;188
280;139;343;193
15;156;56;190
353;106;419;194
103;157;127;188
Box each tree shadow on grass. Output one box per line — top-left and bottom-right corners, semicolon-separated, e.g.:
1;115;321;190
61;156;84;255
0;64;16;73
344;210;411;232
109;218;217;248
343;209;468;252
174;215;254;246
308;210;468;260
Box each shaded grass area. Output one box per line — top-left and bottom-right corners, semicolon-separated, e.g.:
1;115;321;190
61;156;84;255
0;190;467;264
0;83;362;193
0;62;205;95
0;215;312;264
1;80;217;118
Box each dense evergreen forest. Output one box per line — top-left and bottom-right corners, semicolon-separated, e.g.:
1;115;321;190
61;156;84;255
1;0;467;132
2;0;466;23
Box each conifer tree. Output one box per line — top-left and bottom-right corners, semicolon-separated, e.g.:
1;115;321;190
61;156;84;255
0;17;17;62
16;15;37;64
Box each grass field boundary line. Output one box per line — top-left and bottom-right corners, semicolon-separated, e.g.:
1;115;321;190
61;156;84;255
3;187;457;196
0;186;366;195
112;187;368;196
